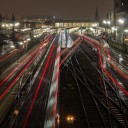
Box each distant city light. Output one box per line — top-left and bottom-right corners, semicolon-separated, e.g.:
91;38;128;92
2;24;5;27
103;20;107;24
15;22;20;27
19;42;23;45
103;20;110;25
21;28;31;32
92;23;98;27
10;45;15;48
107;21;111;24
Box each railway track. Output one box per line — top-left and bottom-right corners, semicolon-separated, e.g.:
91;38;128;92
8;34;59;128
0;35;55;127
59;38;128;128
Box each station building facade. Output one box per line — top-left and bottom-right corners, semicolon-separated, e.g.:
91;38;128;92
54;20;99;28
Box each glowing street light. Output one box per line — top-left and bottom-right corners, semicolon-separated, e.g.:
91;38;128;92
107;21;111;25
15;22;20;27
118;19;125;24
2;24;5;27
103;20;111;25
103;20;107;24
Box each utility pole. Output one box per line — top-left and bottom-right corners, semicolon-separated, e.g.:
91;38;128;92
95;7;99;22
0;13;2;22
12;13;15;43
113;0;116;40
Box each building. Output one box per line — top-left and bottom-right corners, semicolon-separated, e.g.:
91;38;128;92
107;0;128;43
54;20;99;28
116;0;128;43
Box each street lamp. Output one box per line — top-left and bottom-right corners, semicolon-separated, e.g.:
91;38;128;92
111;26;117;40
15;22;20;27
92;23;98;36
113;0;117;40
103;20;111;25
118;19;125;25
103;20;107;24
102;20;111;32
118;18;125;43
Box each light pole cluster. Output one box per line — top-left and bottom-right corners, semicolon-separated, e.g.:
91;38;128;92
102;17;128;43
102;20;111;32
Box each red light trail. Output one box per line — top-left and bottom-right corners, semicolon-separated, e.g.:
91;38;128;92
0;38;51;101
83;36;128;96
60;39;83;67
0;39;49;87
23;44;55;128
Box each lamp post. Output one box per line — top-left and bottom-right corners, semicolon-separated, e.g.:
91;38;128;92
92;23;98;36
113;0;117;40
103;20;111;32
118;18;125;43
118;19;125;25
12;14;15;43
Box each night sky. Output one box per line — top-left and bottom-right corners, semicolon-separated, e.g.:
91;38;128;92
0;0;113;19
